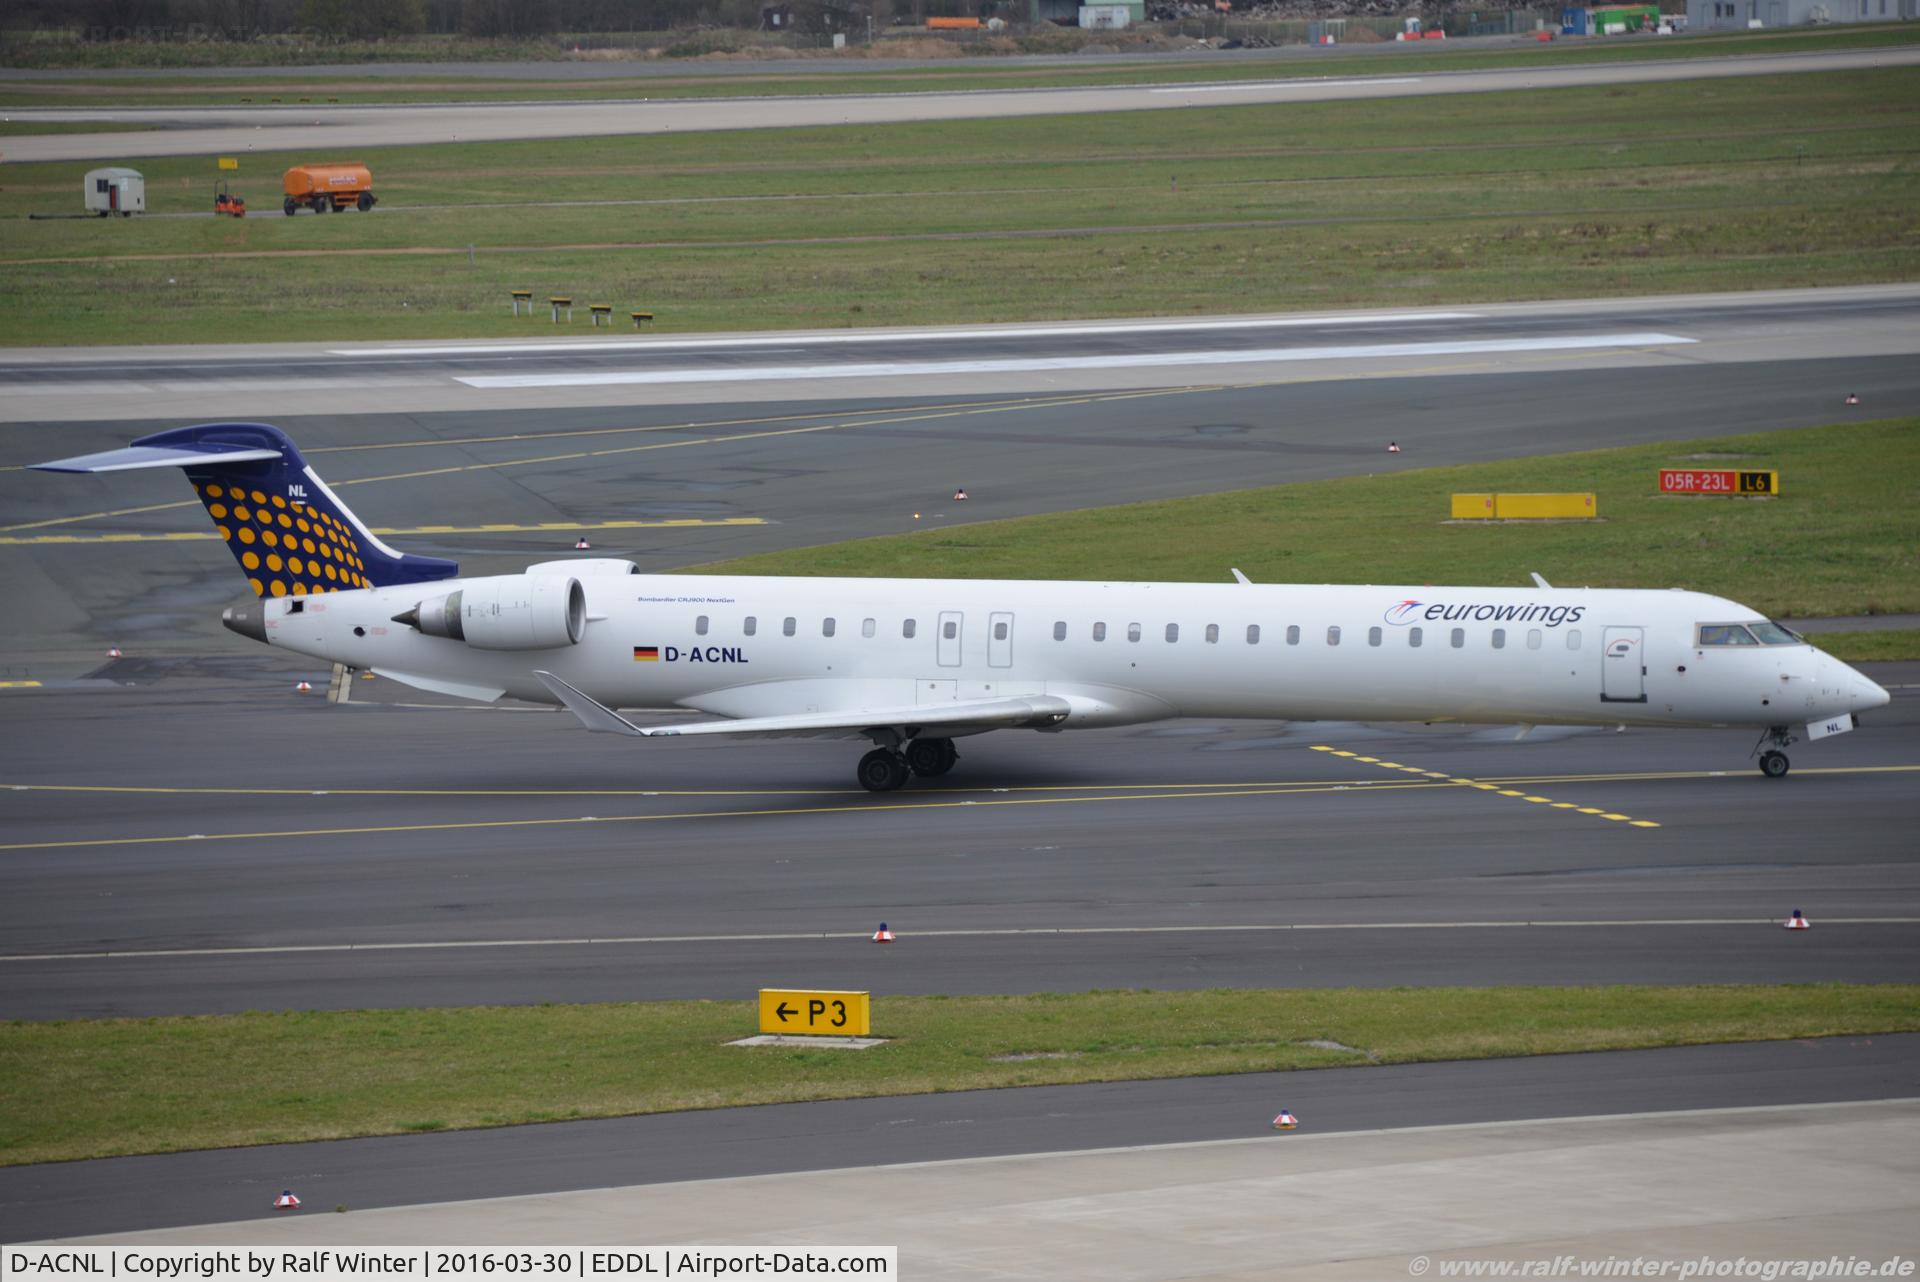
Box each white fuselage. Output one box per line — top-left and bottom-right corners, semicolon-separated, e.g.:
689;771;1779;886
255;572;1887;733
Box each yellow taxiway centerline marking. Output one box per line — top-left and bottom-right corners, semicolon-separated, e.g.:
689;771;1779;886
0;778;1456;853
0;680;44;688
1311;744;1664;828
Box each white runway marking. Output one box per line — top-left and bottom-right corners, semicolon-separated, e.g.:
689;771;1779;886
1150;78;1423;94
331;312;1481;358
7;915;1910;963
455;332;1696;389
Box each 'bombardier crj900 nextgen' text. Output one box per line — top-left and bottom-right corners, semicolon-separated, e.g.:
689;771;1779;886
38;424;1890;791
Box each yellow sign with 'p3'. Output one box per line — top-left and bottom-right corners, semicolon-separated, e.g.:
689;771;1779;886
218;157;239;171
758;989;871;1037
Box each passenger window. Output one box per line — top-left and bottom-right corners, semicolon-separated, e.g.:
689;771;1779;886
1527;629;1542;650
1566;629;1582;650
994;621;1009;641
1285;625;1299;646
1094;622;1107;641
1205;623;1219;644
1451;628;1465;648
1053;621;1067;641
1491;628;1505;649
943;620;957;640
1409;626;1423;648
783;617;796;637
903;618;917;639
822;617;836;637
862;618;875;638
1368;626;1382;647
1165;623;1179;643
695;615;709;636
1127;623;1142;643
1327;626;1341;646
743;616;757;636
1246;624;1260;644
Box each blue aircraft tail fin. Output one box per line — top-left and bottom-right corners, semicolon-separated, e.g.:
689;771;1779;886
34;422;458;599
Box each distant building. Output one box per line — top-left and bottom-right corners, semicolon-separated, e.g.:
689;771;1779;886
1686;0;1913;28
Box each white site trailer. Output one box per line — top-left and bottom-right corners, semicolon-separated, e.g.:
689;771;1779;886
84;167;145;217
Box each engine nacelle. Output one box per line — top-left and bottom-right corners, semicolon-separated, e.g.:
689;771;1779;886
525;559;639;577
396;574;585;651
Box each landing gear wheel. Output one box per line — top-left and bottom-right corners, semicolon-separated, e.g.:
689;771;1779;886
905;737;959;778
1759;751;1790;779
857;748;912;793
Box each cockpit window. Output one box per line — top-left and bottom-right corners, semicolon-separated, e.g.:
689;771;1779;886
1697;624;1759;647
1749;619;1803;645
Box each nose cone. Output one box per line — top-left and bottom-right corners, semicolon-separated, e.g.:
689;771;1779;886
1850;667;1892;714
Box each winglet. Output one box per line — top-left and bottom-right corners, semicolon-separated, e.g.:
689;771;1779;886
534;670;648;737
1530;572;1553;589
1231;568;1252;585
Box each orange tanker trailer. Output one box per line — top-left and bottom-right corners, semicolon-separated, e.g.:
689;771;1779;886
282;163;376;216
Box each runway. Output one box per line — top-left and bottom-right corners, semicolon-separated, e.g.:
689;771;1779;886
6;287;1918;423
1;659;1914;1019
8;47;1918;163
8;1036;1914;1243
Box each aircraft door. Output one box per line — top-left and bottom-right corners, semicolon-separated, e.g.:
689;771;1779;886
988;612;1013;668
1601;626;1646;703
937;611;963;668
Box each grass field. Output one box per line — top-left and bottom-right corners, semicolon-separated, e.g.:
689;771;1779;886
1814;628;1920;661
3;984;1913;1165
3;69;1917;345
4;24;1917;107
696;418;1920;626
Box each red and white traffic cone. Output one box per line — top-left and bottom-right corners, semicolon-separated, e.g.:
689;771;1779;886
1843;393;1860;407
107;646;122;659
1271;1110;1298;1130
1387;442;1402;454
1784;909;1811;930
574;535;592;550
295;680;313;694
953;487;968;501
873;922;894;943
274;1190;301;1209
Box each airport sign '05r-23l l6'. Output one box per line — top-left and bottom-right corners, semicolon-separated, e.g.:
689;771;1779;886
36;424;1888;791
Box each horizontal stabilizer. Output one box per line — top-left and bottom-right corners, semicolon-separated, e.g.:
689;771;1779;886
33;444;283;474
535;671;1072;742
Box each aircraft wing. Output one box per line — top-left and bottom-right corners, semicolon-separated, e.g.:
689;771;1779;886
534;671;1070;742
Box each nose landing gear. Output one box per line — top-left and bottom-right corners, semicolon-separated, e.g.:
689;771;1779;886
1753;725;1798;778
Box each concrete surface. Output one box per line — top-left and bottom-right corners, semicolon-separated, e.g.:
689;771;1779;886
8;48;1918;163
11;1035;1915;1245
41;1100;1920;1281
4;287;1915;422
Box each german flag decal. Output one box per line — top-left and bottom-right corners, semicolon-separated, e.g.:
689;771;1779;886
633;645;660;662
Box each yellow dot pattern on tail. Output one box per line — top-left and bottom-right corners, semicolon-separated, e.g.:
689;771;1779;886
193;481;373;599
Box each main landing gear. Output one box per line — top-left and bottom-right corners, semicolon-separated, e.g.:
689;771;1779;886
1753;725;1797;778
857;738;960;792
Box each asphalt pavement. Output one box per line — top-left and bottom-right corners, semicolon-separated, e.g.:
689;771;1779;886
6;1035;1912;1242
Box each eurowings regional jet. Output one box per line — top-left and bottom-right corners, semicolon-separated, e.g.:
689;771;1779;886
38;423;1891;790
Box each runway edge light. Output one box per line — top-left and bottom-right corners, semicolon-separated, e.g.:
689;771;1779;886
1272;1110;1298;1130
275;1190;301;1209
873;922;894;942
1785;909;1811;930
